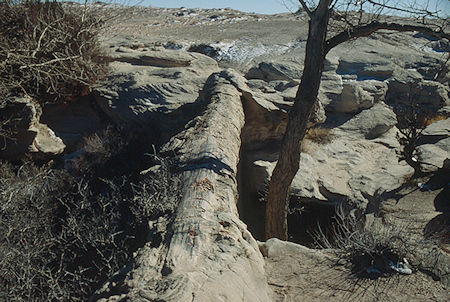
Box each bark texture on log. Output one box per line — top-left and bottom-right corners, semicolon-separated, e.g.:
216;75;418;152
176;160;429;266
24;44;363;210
91;70;270;302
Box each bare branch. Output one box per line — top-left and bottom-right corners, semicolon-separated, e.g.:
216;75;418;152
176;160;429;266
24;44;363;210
326;21;450;53
19;55;81;70
331;10;356;28
31;23;50;58
367;0;439;17
298;0;312;18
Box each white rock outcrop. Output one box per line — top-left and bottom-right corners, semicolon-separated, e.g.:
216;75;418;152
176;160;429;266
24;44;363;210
94;48;220;132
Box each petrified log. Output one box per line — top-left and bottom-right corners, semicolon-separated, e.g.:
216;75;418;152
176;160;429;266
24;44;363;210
92;70;270;301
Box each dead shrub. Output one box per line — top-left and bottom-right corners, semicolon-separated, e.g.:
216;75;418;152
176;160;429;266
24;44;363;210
0;0;109;145
131;154;182;222
313;204;415;280
66;126;128;173
305;126;334;145
0;148;182;301
423;114;447;127
0;0;108;104
395;105;447;177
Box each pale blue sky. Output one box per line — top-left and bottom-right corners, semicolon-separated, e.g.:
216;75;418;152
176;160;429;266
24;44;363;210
129;0;450;15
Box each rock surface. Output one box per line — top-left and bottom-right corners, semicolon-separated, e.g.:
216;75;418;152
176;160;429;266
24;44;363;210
247;129;413;207
85;6;450;300
94;47;220;140
327;80;388;113
422;118;450;137
241;102;412;213
263;238;450;301
0;97;65;159
416;118;450;172
417;143;449;172
338;102;398;139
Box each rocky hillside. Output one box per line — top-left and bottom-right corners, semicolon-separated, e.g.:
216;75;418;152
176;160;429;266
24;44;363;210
1;3;449;301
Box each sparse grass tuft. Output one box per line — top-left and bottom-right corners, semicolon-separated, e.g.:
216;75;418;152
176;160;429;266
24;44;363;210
66;126;128;173
313;204;415;280
302;126;334;153
305;126;334;145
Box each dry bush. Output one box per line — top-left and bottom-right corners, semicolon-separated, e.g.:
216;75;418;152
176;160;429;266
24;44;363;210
0;0;108;104
0;149;182;301
131;154;183;222
66;126;128;173
313;204;415;279
395;105;446;176
423;114;447;127
305;126;334;145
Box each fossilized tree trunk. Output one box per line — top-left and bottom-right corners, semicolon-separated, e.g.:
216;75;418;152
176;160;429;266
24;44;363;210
91;70;270;302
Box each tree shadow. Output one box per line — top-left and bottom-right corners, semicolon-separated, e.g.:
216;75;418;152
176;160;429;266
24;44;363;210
177;155;234;177
424;180;449;242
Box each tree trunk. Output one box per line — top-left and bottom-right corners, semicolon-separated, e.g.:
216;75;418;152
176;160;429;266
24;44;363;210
265;3;331;240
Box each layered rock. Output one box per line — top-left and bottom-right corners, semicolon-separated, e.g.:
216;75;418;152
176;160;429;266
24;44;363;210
386;79;450;112
337;102;398;139
416;118;450;172
326;80;388;113
94;47;220;141
241;102;413;211
245;61;304;82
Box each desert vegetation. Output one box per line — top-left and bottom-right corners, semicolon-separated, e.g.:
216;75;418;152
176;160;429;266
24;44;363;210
313;204;415;279
0;0;107;103
0;2;183;300
0;0;448;300
0;134;181;301
0;0;108;142
396;105;447;176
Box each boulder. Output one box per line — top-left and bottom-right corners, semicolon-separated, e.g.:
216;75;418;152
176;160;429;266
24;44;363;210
386;79;450;111
0;97;65;159
422;118;450;137
327;80;388;113
336;55;395;81
416;143;449;172
245;61;303;82
30;123;65;155
338;102;397;139
244;124;413;211
239;84;408;211
418;118;450;145
319;71;343;107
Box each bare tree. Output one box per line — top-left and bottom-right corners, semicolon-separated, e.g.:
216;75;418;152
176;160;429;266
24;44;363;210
265;0;449;240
